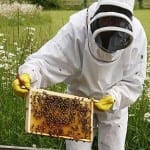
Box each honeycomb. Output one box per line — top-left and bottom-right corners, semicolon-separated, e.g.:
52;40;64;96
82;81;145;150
25;88;94;142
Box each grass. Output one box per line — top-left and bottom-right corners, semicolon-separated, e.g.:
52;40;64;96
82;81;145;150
0;9;75;149
134;9;150;45
0;8;150;150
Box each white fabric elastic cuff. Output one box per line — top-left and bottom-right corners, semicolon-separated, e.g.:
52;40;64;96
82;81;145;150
18;67;39;83
106;89;121;111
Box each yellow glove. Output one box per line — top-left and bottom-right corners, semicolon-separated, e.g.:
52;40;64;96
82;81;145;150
94;95;115;112
12;73;31;97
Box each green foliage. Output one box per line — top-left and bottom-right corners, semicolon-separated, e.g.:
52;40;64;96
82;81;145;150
29;0;62;9
134;9;150;45
138;0;144;9
0;9;74;149
0;0;62;9
125;34;150;149
0;13;51;27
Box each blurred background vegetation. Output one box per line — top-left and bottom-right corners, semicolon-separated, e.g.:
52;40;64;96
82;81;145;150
0;0;149;10
0;0;150;150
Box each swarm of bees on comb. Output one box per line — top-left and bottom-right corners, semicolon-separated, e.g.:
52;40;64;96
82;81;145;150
25;88;94;142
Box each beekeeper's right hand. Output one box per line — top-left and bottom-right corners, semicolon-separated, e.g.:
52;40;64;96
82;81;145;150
94;95;115;112
12;73;31;97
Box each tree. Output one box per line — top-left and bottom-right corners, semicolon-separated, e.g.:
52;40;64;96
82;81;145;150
29;0;61;9
138;0;143;9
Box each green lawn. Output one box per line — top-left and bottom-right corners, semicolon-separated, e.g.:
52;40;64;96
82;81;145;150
0;9;150;149
134;9;150;44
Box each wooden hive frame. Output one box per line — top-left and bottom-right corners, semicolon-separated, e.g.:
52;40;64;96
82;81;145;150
25;88;94;142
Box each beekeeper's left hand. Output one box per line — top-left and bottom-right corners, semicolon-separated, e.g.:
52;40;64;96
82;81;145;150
94;95;115;112
12;73;31;97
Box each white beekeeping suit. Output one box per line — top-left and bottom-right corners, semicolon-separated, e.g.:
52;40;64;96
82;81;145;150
19;0;147;149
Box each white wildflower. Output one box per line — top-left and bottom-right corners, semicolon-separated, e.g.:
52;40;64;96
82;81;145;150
8;52;15;58
4;63;9;70
1;56;7;61
29;32;34;35
14;42;18;46
129;114;135;117
0;64;3;68
0;2;42;17
0;45;4;50
144;112;150;123
2;39;7;43
0;50;5;54
24;27;36;31
31;38;34;42
0;33;4;37
1;63;9;70
30;27;36;31
16;47;21;51
32;144;36;148
1;76;5;80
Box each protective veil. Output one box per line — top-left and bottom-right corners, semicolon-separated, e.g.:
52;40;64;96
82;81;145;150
90;12;133;53
18;0;147;150
88;0;135;62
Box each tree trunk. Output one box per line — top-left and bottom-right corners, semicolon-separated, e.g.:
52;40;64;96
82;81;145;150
138;0;143;9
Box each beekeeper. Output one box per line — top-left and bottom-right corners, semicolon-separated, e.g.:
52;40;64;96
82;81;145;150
12;0;147;150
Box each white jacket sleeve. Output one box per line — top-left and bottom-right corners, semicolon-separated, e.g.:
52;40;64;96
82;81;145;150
107;18;147;111
18;13;86;88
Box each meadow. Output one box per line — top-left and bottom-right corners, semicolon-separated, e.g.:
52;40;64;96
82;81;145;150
0;3;150;150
